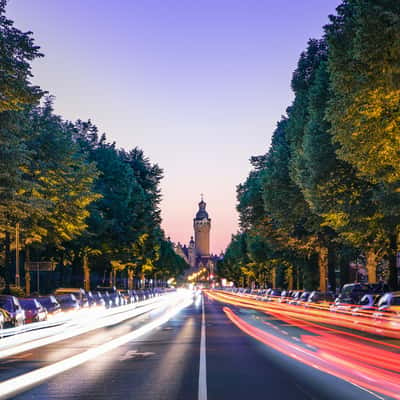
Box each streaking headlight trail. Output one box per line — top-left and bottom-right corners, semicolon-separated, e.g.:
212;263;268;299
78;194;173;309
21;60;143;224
0;290;193;400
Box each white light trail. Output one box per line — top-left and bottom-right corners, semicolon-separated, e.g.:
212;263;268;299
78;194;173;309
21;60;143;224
0;294;177;359
0;291;193;400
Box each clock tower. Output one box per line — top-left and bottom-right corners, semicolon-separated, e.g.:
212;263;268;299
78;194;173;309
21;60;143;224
193;196;211;257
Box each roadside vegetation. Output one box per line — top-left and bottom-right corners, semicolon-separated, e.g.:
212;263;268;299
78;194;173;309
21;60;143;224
218;0;400;291
0;0;188;294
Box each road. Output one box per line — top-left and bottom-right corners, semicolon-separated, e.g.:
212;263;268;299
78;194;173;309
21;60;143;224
0;291;398;400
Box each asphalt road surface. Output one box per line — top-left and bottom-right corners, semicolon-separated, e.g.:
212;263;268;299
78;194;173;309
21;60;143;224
0;293;397;400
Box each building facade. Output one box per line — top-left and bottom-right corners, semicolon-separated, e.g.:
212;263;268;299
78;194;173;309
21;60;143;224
174;197;219;272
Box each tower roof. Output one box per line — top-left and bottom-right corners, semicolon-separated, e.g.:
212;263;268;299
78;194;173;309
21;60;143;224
195;198;209;220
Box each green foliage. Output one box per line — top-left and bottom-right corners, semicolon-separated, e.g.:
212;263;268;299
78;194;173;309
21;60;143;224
221;1;400;290
0;0;43;112
326;0;400;185
0;3;186;290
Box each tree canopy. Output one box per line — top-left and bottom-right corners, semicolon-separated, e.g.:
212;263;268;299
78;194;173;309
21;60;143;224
218;0;400;291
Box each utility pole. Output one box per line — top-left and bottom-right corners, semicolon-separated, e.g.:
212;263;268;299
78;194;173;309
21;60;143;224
15;223;20;288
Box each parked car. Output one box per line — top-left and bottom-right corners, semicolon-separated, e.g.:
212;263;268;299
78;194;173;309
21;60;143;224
120;290;136;304
288;291;303;305
20;298;47;323
0;311;4;331
329;296;356;313
96;287;121;307
306;291;334;308
0;295;25;327
55;294;80;312
86;291;105;308
91;291;106;307
54;288;89;308
94;290;112;308
338;283;389;305
297;291;311;305
351;294;381;317
37;296;61;316
0;307;11;330
266;289;282;301
373;291;400;319
279;290;290;303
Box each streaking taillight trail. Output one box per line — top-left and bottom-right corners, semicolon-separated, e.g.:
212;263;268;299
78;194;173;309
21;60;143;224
206;290;400;400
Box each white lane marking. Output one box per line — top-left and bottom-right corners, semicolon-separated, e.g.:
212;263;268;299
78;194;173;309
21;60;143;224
119;350;155;361
348;382;385;400
198;295;207;400
0;294;193;400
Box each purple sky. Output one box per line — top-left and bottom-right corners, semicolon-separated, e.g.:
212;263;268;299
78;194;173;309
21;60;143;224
7;0;341;253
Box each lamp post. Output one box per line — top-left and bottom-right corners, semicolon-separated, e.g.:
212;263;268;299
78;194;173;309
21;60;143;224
15;223;20;288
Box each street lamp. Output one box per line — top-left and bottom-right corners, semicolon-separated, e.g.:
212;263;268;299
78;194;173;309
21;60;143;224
15;223;20;288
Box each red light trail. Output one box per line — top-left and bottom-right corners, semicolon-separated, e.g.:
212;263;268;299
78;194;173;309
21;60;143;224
206;290;400;399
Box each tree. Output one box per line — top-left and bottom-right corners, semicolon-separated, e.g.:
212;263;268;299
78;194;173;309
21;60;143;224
0;0;43;112
326;0;400;288
326;0;400;185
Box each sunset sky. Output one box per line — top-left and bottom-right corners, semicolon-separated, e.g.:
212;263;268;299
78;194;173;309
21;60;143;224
8;0;341;253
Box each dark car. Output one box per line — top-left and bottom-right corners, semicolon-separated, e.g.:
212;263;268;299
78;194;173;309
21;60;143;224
20;298;47;323
339;282;389;305
87;291;105;308
37;296;61;315
0;310;5;330
352;294;381;317
120;290;136;304
297;291;311;305
307;291;335;306
289;291;303;305
55;294;80;312
0;307;11;330
94;291;112;308
0;295;25;327
279;290;291;303
54;288;89;308
373;291;400;319
266;289;281;301
96;287;121;307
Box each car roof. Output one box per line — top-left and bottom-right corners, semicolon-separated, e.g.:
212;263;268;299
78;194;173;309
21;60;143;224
54;288;83;293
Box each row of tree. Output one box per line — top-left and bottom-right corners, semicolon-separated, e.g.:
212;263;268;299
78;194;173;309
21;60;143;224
0;1;188;294
218;0;400;291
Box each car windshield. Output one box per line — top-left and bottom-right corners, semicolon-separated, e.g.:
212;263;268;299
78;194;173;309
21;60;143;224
378;294;390;307
0;297;13;312
310;292;319;301
393;296;400;306
341;285;355;297
359;296;370;305
58;294;76;302
20;299;37;308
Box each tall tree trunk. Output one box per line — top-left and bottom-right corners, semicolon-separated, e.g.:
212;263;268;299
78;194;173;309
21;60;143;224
128;269;134;290
109;269;113;287
318;246;328;292
271;267;276;288
287;266;293;290
83;253;90;291
366;249;377;284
